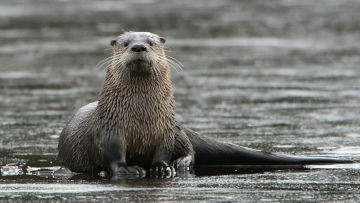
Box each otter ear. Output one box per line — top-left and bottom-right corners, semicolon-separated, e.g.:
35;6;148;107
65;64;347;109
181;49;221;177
110;40;117;47
160;37;166;44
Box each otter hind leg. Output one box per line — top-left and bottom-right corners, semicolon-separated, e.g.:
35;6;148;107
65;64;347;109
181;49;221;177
172;155;193;171
58;102;102;174
171;125;195;171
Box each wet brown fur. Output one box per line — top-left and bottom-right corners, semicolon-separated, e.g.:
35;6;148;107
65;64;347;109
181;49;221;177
97;32;175;161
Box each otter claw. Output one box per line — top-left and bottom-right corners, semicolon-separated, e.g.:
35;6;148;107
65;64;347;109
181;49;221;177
150;162;176;178
165;166;171;174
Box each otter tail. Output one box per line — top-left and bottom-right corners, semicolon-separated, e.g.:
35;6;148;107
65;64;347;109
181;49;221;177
184;128;353;167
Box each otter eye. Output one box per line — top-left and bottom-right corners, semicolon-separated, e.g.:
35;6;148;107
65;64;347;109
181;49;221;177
148;40;154;46
124;41;129;47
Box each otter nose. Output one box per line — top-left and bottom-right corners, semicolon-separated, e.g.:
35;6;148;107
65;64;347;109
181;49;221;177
131;44;147;52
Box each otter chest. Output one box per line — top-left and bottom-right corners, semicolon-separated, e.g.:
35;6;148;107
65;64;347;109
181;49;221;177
117;93;174;155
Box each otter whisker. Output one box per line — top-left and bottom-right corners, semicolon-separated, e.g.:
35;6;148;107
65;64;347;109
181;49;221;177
159;55;183;69
166;57;183;70
159;56;177;64
97;53;127;71
96;55;118;71
166;55;183;66
167;59;183;71
158;56;182;72
105;57;125;75
155;56;174;72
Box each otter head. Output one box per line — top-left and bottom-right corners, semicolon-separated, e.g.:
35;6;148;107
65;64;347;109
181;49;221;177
110;31;167;76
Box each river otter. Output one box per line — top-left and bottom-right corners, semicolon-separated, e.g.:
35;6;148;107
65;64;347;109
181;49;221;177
58;31;353;178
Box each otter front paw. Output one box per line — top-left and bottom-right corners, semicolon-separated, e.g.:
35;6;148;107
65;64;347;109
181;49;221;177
150;161;176;178
111;161;146;179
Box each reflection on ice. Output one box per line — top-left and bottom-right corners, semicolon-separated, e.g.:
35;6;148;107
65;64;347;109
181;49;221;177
325;146;360;156
0;183;124;193
306;163;360;170
0;164;23;176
